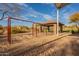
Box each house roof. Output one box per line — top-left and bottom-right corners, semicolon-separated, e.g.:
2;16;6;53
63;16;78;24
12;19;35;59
40;20;64;25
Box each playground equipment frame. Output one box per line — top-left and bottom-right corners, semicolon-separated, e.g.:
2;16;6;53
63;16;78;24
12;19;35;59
7;16;40;44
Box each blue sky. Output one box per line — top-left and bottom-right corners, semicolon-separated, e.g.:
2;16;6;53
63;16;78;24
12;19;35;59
0;3;79;26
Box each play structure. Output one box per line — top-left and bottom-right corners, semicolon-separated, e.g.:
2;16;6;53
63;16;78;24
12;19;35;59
0;16;64;44
0;3;70;44
0;10;41;44
4;16;42;44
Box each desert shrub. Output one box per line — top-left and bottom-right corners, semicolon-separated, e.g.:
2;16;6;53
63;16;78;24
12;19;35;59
63;30;70;32
11;26;30;34
0;25;4;34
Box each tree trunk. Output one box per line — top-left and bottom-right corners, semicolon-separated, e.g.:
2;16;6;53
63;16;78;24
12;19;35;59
76;24;79;33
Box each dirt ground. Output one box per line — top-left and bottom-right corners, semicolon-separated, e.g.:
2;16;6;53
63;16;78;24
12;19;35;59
0;33;79;56
23;33;79;56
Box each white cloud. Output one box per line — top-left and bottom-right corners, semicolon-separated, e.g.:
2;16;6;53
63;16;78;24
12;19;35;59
0;3;54;22
43;15;53;20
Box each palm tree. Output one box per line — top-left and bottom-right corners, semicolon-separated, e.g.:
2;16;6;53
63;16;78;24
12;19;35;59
55;3;69;35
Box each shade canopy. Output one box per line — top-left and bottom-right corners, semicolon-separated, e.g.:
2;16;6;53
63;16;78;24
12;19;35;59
40;20;63;24
55;3;69;9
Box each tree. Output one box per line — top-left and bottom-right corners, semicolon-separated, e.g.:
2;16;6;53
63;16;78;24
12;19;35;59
69;12;79;32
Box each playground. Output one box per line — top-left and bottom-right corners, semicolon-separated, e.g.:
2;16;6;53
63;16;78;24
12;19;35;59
0;3;79;56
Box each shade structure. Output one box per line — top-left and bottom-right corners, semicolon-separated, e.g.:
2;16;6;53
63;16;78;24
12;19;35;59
55;3;70;36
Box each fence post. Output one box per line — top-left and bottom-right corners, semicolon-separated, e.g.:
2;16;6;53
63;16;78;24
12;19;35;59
7;16;11;44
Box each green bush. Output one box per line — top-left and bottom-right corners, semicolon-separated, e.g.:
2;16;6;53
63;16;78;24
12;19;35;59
12;30;27;34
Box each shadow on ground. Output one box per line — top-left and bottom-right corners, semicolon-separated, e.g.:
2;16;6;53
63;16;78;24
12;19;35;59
22;33;79;56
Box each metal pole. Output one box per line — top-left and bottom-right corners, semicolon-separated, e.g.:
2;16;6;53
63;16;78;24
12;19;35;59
7;16;11;44
36;24;37;37
32;23;34;36
57;9;59;36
